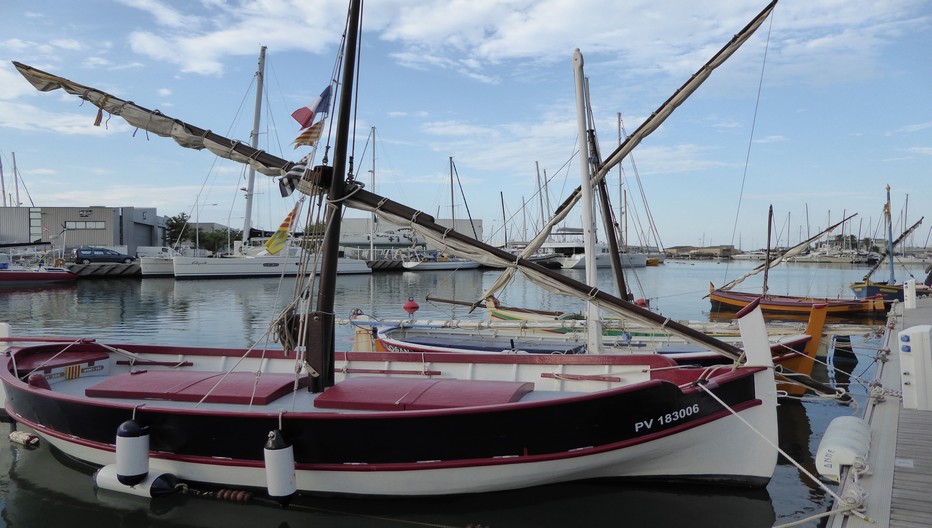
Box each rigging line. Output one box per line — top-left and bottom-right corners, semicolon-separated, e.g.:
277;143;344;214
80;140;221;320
346;0;367;184
450;159;480;240
727;3;776;272
618;114;664;251
696;382;869;521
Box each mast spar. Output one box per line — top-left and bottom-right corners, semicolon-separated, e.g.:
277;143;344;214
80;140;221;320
241;46;266;247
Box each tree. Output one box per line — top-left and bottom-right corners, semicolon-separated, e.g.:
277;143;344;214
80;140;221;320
165;213;193;247
197;229;241;255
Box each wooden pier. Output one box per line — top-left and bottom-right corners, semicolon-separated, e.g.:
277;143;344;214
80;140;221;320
825;295;932;527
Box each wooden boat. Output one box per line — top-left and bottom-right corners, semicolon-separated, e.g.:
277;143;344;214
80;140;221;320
4;0;785;501
354;312;817;365
708;287;886;316
708;207;886;317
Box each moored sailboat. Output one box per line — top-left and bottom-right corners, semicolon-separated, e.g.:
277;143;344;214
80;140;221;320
849;185;931;302
708;208;887;317
4;0;785;501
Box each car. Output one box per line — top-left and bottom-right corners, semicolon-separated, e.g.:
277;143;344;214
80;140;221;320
72;247;137;264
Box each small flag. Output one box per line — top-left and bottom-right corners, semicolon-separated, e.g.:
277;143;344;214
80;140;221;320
264;204;300;255
291;85;332;129
292;120;324;149
279;154;310;197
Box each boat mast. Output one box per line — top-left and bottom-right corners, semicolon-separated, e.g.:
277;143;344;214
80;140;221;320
449;156;455;233
369;126;376;257
884;184;895;285
241;46;266;247
311;0;361;391
572;49;603;351
500;192;507;246
763;205;773;296
0;155;5;207
12;153;21;207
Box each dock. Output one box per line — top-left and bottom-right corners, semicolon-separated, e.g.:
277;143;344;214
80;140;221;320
824;291;932;527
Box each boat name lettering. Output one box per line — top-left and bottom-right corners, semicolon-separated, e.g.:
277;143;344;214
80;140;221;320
383;343;415;354
635;404;700;432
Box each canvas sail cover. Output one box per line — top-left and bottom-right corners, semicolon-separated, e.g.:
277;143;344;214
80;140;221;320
13;62;295;180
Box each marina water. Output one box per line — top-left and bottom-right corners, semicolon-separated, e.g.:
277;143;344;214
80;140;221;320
0;260;900;527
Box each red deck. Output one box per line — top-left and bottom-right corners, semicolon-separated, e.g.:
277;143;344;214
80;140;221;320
85;370;308;405
314;377;534;411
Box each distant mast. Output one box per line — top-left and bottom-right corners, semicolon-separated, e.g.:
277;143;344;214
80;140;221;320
0;154;5;207
241;46;266;246
884;184;895;285
12;153;21;207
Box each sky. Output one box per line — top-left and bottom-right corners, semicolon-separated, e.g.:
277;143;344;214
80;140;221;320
1;0;931;250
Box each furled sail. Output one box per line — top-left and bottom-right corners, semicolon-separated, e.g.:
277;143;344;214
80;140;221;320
715;214;857;293
476;0;778;304
861;217;924;282
12;61;295;179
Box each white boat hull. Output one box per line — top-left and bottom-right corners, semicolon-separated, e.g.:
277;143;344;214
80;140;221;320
172;255;371;278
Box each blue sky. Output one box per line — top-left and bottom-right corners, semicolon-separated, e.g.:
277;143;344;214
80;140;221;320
1;0;931;249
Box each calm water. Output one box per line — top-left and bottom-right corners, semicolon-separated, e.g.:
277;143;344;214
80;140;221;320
0;260;900;527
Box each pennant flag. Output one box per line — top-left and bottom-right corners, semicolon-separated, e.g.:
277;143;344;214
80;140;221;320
264;203;300;255
291;85;332;129
292;120;324;149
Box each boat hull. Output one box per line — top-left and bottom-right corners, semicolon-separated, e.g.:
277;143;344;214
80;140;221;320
172;255;371;278
0;342;776;496
0;268;77;285
401;260;480;271
849;281;932;302
709;289;885;316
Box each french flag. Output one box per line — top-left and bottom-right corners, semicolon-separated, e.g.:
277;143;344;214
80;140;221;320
291;85;332;129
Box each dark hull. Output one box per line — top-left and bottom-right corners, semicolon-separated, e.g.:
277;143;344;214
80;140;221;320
3;369;758;468
0;341;773;494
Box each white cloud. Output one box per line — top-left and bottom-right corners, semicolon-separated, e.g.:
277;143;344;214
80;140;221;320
115;0;190;29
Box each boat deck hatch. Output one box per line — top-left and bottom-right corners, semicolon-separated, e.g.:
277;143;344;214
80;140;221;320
315;377;534;411
85;370;308;405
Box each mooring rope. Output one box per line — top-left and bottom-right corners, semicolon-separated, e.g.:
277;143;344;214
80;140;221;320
695;382;872;525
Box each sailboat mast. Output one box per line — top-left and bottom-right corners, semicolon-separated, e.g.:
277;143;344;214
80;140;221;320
312;0;361;391
885;184;895;285
12;153;21;207
370;126;376;257
449;156;455;231
573;49;603;350
0;155;6;207
500;192;507;246
763;205;773;296
241;46;266;245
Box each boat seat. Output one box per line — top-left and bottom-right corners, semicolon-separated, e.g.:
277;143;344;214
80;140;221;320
14;348;111;384
85;370;308;405
314;376;534;411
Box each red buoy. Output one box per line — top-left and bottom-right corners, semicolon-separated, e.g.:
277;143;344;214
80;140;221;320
634;298;649;308
403;297;420;315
